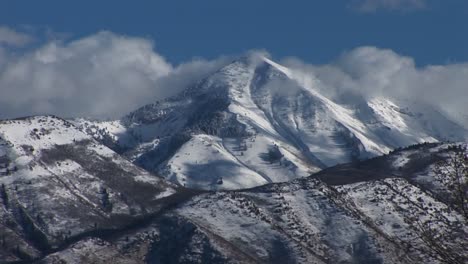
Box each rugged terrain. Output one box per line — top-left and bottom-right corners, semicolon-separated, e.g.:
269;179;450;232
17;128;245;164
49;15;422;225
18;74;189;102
0;116;188;262
0;117;466;263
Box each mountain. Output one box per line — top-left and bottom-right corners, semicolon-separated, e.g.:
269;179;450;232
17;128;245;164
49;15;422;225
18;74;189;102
1;115;466;263
73;55;468;190
29;142;468;264
0;116;188;262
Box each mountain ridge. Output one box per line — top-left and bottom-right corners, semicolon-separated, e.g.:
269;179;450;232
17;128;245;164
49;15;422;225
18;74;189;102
72;55;468;190
1;114;466;263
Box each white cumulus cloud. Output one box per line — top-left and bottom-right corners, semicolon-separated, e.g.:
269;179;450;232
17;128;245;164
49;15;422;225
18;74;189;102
0;31;229;119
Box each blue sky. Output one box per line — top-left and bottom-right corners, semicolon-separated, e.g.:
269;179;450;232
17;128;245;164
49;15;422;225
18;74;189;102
1;0;467;66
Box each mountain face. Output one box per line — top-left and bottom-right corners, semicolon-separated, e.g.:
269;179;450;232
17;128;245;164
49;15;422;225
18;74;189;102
0;116;185;262
8;142;465;264
74;56;468;190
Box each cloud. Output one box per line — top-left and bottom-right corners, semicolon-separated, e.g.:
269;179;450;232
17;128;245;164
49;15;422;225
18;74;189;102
0;31;229;119
282;46;468;124
0;26;33;47
0;31;171;119
0;29;466;128
351;0;427;12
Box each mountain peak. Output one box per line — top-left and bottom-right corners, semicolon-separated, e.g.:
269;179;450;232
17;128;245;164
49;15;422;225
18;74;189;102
261;56;293;78
74;54;468;191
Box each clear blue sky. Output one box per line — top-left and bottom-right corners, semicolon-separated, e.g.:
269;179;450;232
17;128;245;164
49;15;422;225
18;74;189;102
1;0;467;66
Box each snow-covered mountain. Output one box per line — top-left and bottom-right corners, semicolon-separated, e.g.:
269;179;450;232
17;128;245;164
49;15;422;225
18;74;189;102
33;143;468;264
74;55;468;190
1;114;466;263
0;116;184;262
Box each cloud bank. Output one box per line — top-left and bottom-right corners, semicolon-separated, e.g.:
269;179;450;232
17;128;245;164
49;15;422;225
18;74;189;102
0;28;229;119
0;27;466;126
352;0;427;12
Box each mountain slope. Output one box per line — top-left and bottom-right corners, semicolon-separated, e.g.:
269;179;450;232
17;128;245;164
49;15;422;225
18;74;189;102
32;142;468;264
0;116;184;262
73;56;468;190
